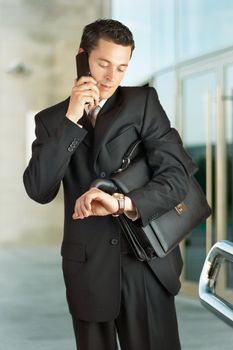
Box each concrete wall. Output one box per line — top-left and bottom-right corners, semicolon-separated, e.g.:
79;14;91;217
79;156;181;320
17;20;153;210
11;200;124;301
0;0;110;245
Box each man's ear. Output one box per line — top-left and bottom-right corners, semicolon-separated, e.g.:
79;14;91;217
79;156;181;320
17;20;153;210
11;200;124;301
78;47;85;54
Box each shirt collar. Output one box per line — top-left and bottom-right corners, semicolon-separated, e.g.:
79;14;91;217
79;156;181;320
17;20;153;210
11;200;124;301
84;99;107;115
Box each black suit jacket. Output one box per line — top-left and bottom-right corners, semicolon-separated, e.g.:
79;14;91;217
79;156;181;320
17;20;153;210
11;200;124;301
23;86;193;322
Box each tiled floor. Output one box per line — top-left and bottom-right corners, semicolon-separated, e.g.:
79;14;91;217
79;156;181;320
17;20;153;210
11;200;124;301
0;247;232;350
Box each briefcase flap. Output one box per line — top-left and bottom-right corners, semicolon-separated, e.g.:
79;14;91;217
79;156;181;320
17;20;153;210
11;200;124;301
143;176;211;257
111;156;151;194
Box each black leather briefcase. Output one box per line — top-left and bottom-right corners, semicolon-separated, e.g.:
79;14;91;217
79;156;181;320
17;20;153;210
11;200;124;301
92;140;211;261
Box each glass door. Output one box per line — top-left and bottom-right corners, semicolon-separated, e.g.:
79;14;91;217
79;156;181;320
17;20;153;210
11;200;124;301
224;63;233;246
222;63;233;297
180;69;217;293
211;62;233;304
179;56;233;299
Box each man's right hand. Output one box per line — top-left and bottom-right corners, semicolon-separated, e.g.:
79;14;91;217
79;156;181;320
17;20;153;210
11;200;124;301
66;76;100;124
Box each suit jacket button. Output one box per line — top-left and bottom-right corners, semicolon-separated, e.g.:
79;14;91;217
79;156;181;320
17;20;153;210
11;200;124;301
100;171;106;178
110;238;119;246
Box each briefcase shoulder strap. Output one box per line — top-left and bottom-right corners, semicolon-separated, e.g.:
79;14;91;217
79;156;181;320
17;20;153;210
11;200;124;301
114;139;142;174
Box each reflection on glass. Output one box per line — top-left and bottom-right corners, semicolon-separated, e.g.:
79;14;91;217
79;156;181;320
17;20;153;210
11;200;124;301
215;260;233;300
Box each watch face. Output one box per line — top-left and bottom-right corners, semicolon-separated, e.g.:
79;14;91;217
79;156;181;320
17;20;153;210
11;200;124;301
113;193;124;200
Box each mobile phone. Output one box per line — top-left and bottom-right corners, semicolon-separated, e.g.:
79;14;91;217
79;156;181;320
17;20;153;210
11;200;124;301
76;52;91;79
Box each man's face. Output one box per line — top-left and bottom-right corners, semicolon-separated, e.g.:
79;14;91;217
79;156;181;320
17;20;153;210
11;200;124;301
88;38;132;100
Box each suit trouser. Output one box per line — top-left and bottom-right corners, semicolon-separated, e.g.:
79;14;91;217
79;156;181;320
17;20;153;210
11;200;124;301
72;252;181;350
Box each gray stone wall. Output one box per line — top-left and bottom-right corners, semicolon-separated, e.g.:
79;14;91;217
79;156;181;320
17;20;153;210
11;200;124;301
0;0;110;245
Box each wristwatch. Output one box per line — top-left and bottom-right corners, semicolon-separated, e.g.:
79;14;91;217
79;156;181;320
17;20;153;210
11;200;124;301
112;193;125;217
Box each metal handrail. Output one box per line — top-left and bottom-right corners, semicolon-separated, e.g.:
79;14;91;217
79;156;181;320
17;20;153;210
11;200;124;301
199;240;233;327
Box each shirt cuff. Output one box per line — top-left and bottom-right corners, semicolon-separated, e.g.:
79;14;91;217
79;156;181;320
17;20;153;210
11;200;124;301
124;208;139;221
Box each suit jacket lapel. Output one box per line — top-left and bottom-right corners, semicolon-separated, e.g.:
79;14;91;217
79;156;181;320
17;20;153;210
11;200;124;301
92;88;123;172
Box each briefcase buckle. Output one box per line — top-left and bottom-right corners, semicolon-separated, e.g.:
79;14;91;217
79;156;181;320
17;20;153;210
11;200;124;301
175;202;187;215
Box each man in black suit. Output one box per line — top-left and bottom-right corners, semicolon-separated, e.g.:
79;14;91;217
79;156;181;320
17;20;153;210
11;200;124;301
24;19;190;350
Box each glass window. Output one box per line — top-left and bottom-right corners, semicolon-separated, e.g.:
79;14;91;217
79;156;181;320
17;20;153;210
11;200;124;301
153;0;176;70
153;70;176;126
111;0;152;85
178;0;233;61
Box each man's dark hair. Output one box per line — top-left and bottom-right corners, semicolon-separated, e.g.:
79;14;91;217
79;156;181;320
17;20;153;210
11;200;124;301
80;19;135;56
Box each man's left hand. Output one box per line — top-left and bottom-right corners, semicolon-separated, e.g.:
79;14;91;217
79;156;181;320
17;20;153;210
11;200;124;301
72;187;118;219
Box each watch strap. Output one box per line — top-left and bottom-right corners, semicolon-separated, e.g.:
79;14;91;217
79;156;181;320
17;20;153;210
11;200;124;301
112;193;125;217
